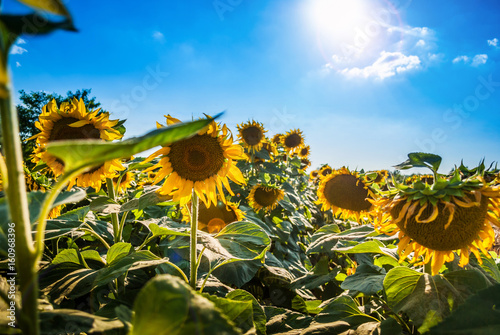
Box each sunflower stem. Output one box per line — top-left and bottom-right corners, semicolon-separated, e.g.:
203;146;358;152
423;262;432;275
117;211;129;242
106;178;121;243
1;84;39;334
35;166;89;259
189;189;199;289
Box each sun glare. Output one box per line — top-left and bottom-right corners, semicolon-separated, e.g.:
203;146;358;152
307;0;370;43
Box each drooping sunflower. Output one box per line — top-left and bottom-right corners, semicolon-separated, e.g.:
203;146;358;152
30;98;125;191
298;145;310;159
248;184;285;212
373;172;500;275
316;167;375;221
237;120;267;154
182;200;245;234
300;158;311;170
144;115;246;207
281;129;304;154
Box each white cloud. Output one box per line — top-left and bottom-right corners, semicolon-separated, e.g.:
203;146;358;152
452;55;469;64
415;39;426;47
10;45;27;55
152;31;165;42
387;26;433;38
487;38;498;47
471;54;488;66
16;62;21;67
453;54;488;66
17;38;26;45
340;51;421;80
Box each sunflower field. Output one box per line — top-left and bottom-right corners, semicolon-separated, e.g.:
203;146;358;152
1;2;500;335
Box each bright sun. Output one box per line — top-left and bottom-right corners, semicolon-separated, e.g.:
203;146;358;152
307;0;370;43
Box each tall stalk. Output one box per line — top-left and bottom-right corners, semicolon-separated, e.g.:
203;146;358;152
0;85;39;334
189;190;199;289
106;178;121;243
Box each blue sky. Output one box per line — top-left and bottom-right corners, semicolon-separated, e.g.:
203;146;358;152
5;0;500;173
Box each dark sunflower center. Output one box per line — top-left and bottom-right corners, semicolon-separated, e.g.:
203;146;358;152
300;148;308;156
49;117;101;141
321;168;332;176
168;134;225;182
312;171;319;178
323;174;372;212
284;133;301;148
241;126;263;146
392;194;489;251
254;187;280;207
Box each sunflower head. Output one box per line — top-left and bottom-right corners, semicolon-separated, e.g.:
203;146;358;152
318;164;333;178
30;98;125;191
271;134;283;145
182;200;244;234
375;170;500;275
237;120;267;154
281;129;304;154
316;167;375;221
405;174;434;185
300;158;311;170
298;145;310;159
254;142;278;163
248;184;285;212
144;115;246;207
309;169;319;181
113;172;135;193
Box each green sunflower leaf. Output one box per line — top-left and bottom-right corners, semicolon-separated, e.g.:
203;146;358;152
394;152;442;173
0;14;76;38
46;115;218;174
340;263;386;295
130;274;241;335
16;0;71;17
40;309;125;334
314;295;379;326
428;284;500;335
226;290;267;335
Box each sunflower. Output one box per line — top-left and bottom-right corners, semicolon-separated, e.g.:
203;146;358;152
281;129;304;154
248;184;285;212
237;120;267;154
30;98;125;191
137;171;158;188
300;158;311;170
309;169;319;181
318;164;333;178
405;174;434;185
298;145;310;159
374;173;500;275
254;142;278;164
316;167;375;221
271;134;283;145
182;200;245;234
24;166;63;219
114;172;135;193
144;115;246;207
